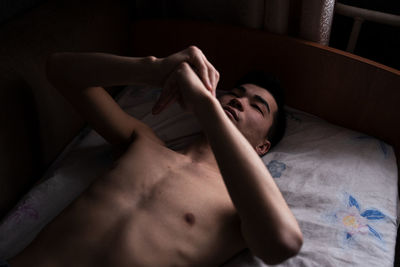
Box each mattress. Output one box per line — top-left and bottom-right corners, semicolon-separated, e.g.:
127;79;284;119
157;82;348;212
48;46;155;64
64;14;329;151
0;85;398;266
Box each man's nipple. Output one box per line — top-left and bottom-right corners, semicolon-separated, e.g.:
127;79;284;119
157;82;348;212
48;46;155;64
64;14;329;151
184;212;196;226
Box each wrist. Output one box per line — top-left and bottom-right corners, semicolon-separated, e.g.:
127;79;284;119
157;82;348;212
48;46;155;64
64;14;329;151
192;94;221;121
138;56;163;87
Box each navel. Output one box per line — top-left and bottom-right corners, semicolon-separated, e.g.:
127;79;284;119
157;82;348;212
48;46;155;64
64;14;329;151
184;212;196;226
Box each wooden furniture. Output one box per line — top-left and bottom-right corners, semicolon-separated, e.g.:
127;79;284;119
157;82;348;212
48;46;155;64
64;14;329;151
130;20;400;159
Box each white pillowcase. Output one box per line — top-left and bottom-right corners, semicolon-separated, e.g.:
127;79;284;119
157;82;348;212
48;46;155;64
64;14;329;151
228;106;399;266
0;86;398;267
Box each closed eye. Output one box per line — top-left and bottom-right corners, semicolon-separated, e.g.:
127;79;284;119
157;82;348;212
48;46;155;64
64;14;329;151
227;92;263;115
252;104;264;115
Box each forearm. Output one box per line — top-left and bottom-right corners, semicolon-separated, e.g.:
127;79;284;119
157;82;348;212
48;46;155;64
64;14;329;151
46;52;163;145
45;48;218;146
193;96;302;263
46;52;160;89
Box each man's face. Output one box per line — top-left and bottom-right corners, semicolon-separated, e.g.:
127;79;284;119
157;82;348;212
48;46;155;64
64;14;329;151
218;83;278;155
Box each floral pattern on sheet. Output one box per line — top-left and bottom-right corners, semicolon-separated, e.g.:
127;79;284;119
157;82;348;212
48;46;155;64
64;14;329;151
267;160;286;178
354;135;389;159
9;197;39;224
327;193;386;250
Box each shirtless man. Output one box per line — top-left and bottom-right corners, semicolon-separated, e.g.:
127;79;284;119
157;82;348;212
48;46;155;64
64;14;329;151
9;46;302;266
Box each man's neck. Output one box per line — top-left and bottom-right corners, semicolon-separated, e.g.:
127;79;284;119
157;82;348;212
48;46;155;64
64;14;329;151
178;133;218;170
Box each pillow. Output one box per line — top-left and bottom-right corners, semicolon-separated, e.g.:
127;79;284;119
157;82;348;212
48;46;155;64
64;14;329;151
0;86;398;266
225;106;399;266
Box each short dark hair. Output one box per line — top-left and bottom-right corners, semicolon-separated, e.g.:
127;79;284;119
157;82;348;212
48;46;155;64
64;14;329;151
235;71;286;149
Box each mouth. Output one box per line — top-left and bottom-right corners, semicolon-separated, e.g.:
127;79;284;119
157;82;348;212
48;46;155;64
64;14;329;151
223;106;239;121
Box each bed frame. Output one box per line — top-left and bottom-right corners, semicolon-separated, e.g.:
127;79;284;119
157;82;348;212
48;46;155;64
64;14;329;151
129;19;400;189
0;0;399;263
130;20;400;155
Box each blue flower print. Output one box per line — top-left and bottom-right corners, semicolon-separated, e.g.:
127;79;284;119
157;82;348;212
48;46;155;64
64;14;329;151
267;160;286;178
333;194;385;243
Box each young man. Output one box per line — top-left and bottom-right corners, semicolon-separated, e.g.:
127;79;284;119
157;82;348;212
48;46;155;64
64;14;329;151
9;46;302;266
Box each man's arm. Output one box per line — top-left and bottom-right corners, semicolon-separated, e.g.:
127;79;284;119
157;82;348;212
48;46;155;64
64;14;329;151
168;63;303;265
46;46;219;147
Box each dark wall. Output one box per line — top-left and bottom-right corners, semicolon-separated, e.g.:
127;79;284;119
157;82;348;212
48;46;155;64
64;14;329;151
0;0;47;25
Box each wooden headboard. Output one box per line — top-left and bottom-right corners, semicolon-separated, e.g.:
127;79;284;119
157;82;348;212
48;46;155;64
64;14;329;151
130;19;400;176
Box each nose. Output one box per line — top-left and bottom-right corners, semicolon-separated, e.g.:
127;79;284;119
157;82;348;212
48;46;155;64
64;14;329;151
228;98;243;111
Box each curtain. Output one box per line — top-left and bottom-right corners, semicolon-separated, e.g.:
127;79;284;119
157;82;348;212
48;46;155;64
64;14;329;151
264;0;336;45
133;0;336;45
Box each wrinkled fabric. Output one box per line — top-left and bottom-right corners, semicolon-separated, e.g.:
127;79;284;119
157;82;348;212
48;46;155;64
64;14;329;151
0;87;397;266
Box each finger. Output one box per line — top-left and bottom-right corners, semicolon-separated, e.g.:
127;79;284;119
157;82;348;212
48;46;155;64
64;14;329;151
159;93;178;113
193;54;211;91
187;47;212;91
213;69;220;97
152;79;176;114
152;90;177;114
201;54;215;94
152;87;169;113
199;52;219;97
208;64;218;97
153;87;177;114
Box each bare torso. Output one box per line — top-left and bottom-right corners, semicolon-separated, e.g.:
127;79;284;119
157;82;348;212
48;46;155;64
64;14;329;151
10;135;246;267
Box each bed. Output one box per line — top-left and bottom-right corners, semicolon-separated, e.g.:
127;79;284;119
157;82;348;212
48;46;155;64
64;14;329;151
0;2;399;265
129;20;400;266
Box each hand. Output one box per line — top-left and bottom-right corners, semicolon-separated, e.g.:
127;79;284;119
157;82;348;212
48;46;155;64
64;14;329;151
154;62;216;114
152;46;219;114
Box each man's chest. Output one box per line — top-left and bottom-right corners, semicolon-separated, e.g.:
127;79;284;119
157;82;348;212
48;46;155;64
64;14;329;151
96;138;234;216
78;140;246;265
33;138;245;267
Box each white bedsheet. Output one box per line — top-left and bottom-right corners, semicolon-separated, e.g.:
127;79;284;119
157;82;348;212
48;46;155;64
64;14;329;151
0;86;398;266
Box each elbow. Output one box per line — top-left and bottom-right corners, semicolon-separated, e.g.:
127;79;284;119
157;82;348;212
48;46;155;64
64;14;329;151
256;230;303;265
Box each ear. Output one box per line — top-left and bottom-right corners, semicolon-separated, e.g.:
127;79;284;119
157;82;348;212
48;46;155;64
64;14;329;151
255;139;271;157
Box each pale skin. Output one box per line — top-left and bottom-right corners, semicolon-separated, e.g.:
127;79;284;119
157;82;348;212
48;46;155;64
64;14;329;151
9;46;302;266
